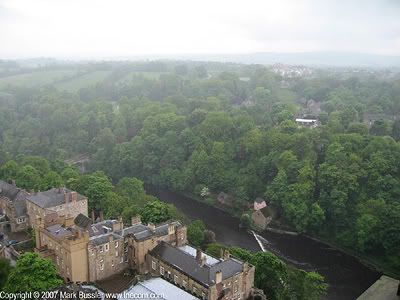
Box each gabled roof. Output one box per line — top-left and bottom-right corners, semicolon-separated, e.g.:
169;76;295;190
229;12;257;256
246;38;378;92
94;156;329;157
26;188;85;208
149;242;244;287
0;180;29;217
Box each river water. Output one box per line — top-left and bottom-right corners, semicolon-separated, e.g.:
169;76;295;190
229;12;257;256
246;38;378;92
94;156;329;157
146;187;381;300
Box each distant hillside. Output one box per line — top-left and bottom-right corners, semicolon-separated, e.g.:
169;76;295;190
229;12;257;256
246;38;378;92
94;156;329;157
126;52;400;68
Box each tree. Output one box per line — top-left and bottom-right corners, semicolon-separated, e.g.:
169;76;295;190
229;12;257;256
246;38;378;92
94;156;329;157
240;213;252;229
40;171;63;191
139;200;171;224
187;220;206;247
0;160;18;181
15;165;41;191
115;177;146;207
3;253;63;293
0;258;11;290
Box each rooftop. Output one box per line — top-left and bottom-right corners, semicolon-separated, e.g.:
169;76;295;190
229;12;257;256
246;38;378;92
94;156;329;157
119;277;199;300
115;221;182;241
149;242;244;287
26;188;85;209
0;180;29;217
357;275;400;300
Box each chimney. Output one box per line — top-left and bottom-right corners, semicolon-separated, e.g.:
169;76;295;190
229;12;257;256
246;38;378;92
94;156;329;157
223;249;230;260
91;210;95;222
70;191;78;202
196;248;202;264
108;234;113;242
99;211;104;222
131;215;141;225
168;223;175;235
200;255;207;267
243;262;249;273
64;192;70;204
215;270;222;284
148;223;155;232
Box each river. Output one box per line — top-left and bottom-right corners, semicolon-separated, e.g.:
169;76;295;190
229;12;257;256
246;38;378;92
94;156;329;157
146;187;381;300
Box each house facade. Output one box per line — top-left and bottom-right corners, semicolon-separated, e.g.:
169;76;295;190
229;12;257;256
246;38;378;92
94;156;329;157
0;180;29;232
35;213;187;283
26;188;88;229
147;242;255;300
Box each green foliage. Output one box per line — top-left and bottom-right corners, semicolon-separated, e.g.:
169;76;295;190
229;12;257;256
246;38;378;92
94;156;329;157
0;258;12;290
3;253;63;293
139;200;172;224
230;247;328;300
187;220;206;247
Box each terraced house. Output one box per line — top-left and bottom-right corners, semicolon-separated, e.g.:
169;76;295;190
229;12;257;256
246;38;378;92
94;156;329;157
147;242;255;300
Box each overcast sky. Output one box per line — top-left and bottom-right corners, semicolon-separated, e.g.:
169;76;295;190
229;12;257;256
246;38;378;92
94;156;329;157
0;0;399;59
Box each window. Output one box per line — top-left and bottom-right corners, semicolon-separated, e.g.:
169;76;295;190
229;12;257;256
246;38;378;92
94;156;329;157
104;243;109;252
182;280;187;288
160;266;164;276
99;246;104;253
100;264;104;271
234;285;238;293
115;241;119;248
193;287;197;295
17;217;25;224
115;251;118;257
174;275;178;283
120;257;124;264
152;260;156;270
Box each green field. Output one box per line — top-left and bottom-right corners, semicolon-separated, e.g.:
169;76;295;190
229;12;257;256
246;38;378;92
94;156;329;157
0;70;77;89
117;71;167;84
54;70;112;91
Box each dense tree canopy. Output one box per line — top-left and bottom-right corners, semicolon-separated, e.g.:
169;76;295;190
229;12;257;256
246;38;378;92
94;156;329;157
0;61;399;273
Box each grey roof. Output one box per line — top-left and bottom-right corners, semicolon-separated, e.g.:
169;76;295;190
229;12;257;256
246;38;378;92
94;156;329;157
74;213;92;229
0;180;28;217
149;242;244;287
26;188;85;209
46;224;75;238
89;220;118;237
120;277;199;300
116;221;182;241
89;233;123;246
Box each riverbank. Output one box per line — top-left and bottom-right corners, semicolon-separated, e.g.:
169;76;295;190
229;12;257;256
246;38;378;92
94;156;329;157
171;189;398;279
146;186;381;300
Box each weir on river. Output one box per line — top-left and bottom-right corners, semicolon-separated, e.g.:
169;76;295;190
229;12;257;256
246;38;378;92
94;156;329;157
146;186;381;300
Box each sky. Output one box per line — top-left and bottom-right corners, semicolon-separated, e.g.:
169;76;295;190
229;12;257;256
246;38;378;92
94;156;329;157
0;0;399;59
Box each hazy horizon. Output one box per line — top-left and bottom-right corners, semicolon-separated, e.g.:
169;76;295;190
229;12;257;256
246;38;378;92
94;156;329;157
1;0;399;60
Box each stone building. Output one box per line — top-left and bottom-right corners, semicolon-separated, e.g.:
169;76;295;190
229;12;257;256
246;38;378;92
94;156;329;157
0;180;29;232
26;188;88;229
147;242;255;300
35;213;186;283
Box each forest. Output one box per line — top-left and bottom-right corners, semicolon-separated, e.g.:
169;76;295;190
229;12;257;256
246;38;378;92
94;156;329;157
0;60;399;276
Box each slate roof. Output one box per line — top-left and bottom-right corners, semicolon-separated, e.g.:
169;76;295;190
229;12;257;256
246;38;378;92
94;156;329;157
116;221;182;241
26;188;85;208
149;242;244;287
89;233;123;246
74;213;92;229
0;180;29;217
89;220;118;237
46;224;75;238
